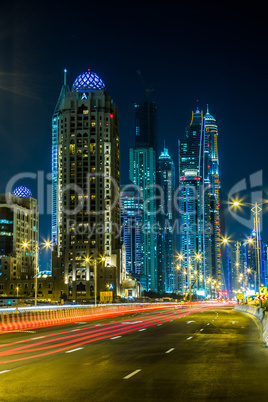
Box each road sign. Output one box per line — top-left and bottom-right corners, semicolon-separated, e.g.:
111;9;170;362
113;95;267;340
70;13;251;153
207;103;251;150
257;295;268;300
259;287;267;295
237;293;244;300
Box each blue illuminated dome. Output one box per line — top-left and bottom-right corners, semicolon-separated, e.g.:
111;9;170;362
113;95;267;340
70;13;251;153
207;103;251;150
12;186;32;198
72;70;106;92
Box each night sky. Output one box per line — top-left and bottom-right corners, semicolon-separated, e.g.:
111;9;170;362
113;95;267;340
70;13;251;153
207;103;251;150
0;1;267;269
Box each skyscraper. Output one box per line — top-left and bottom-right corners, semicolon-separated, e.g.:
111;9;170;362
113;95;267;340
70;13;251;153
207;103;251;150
205;107;221;284
129;147;158;292
179;108;207;296
135;100;157;150
178;106;222;298
129;99;158;292
52;69;125;300
120;182;143;280
157;147;175;293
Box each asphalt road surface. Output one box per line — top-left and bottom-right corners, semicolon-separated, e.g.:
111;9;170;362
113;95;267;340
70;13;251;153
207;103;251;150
0;304;268;402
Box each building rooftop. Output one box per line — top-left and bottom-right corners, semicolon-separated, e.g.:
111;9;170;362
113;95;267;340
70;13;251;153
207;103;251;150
12;186;32;198
72;69;106;92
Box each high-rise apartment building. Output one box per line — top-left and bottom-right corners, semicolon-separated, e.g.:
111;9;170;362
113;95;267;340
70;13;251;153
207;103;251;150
120;182;143;286
129;147;158;291
52;70;125;300
0;187;38;282
157;147;175;293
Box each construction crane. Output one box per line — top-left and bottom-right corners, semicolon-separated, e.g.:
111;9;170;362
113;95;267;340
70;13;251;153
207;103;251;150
136;69;154;100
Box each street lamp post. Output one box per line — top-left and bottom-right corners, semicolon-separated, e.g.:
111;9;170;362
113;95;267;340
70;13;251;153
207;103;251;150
23;240;39;306
34;242;38;306
222;238;230;295
232;200;265;291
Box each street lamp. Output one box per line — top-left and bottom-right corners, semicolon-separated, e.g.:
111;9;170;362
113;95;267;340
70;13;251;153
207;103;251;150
194;253;202;292
84;253;107;306
231;200;266;291
23;240;39;306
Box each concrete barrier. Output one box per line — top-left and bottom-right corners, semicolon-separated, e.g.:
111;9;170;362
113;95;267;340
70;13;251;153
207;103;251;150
235;304;268;346
0;303;180;333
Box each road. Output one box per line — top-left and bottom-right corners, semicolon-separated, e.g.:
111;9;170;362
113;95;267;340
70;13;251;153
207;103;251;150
0;303;268;402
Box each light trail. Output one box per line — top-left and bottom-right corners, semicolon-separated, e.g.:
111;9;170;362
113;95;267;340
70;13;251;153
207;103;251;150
0;305;216;364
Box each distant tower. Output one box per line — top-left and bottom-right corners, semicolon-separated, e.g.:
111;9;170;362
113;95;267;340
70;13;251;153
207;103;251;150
179;108;206;295
120;182;143;285
129;95;158;292
157;146;175;293
204;106;221;284
178;106;222;297
52;69;125;300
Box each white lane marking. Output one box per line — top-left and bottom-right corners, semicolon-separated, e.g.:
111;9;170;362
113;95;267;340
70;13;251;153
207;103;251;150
31;336;45;340
200;329;204;331
94;324;101;326
110;336;122;340
0;370;10;374
231;321;238;324
71;329;80;332
139;329;146;332
186;321;195;324
170;320;173;322
165;348;175;354
121;321;142;325
186;337;193;340
74;322;87;324
207;323;210;326
124;369;142;379
157;324;162;326
65;348;83;353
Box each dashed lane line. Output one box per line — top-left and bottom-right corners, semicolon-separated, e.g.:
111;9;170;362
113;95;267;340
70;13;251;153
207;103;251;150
165;348;175;354
124;369;142;379
65;348;84;353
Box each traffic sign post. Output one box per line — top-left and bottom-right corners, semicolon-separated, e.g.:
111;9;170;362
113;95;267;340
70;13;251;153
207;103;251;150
259;287;267;295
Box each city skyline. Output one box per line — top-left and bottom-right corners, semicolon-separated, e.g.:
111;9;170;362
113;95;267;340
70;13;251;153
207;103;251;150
0;1;267;269
1;3;268;401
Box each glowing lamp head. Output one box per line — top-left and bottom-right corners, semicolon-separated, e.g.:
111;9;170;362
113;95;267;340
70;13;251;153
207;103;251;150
233;201;240;207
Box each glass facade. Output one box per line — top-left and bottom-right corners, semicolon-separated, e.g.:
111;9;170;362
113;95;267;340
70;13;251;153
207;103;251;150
178;106;222;297
157;147;175;293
